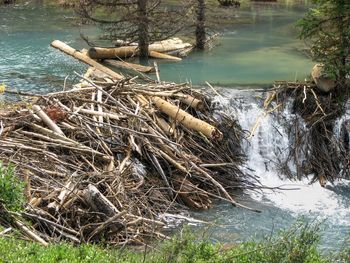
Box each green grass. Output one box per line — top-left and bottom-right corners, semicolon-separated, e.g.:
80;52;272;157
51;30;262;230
0;220;349;263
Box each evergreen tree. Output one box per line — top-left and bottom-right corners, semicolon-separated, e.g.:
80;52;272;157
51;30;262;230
298;0;350;86
74;0;185;59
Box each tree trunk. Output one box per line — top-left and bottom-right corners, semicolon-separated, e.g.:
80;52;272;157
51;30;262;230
51;40;124;80
196;0;206;50
138;0;149;59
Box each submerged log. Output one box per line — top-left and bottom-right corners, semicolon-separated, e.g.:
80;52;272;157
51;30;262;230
149;51;182;61
51;40;123;80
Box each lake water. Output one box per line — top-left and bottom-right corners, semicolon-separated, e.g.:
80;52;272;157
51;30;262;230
1;0;349;250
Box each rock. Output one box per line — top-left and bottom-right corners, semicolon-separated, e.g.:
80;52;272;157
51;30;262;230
311;64;336;93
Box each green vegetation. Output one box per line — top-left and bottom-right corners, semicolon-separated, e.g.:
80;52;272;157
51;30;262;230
0;162;25;212
0;220;349;262
298;0;350;85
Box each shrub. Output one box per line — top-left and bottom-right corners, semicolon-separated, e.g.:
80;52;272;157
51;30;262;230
0;161;25;212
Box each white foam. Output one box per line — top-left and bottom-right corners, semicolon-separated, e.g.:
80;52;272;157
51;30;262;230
224;90;350;226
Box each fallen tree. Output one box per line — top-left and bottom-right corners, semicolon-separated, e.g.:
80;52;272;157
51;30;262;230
88;38;192;60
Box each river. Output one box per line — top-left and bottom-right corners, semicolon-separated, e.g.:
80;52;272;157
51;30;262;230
1;0;349;250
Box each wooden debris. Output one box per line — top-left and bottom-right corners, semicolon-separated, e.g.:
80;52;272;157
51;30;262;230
149;51;182;61
89;39;192;59
0;42;259;246
152;96;223;140
104;59;155;73
51;40;124;80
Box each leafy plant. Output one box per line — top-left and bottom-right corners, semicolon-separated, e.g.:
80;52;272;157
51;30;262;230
0;161;25;212
298;0;350;86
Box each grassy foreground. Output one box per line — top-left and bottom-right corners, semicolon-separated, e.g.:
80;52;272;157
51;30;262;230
0;221;349;263
0;157;349;263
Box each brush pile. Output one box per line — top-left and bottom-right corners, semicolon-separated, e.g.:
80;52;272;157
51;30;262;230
0;63;258;245
265;81;350;186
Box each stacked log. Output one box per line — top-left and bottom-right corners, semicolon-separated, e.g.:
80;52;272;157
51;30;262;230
88;38;193;60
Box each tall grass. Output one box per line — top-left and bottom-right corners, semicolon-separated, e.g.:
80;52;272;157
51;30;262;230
0;220;349;263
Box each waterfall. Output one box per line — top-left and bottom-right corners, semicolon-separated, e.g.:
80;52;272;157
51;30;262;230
214;88;350;226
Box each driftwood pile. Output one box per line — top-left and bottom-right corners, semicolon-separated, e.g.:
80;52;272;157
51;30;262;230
0;41;258;246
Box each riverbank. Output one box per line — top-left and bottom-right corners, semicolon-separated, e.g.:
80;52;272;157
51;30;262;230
1;220;349;263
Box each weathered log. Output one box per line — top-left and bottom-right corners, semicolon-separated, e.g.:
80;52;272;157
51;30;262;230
32;105;65;136
14;220;48;246
88;41;192;60
177;93;204;110
88;46;137;59
115;37;185;47
104;59;155;73
152;97;222;140
149;51;182;61
83;184;119;217
50;40;123;80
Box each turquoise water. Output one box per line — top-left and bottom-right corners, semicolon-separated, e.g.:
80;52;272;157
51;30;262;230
0;1;313;93
0;3;87;93
157;2;313;85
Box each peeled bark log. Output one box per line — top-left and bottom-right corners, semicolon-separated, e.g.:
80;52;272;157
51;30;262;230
32;105;65;136
177;93;204;110
149;51;182;61
104;59;155;73
88;42;192;60
51;40;123;80
152;97;222;140
14;220;48;246
88;46;137;59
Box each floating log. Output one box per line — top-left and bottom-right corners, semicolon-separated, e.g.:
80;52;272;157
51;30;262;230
115;37;186;47
51;40;123;80
88;41;192;60
152;96;223;140
149;51;182;61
